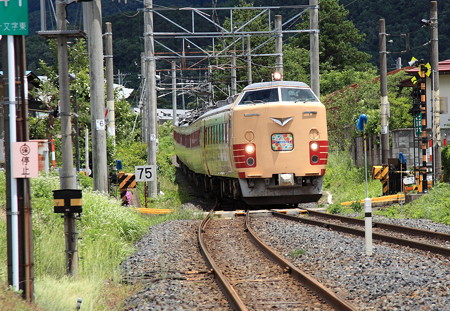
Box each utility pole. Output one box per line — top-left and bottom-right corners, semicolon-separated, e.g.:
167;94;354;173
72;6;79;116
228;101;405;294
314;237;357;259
379;18;390;164
140;53;147;142
16;36;34;302
3;35;20;295
430;1;441;182
310;0;320;97
85;0;108;193
172;61;177;126
3;34;34;301
40;0;46;31
105;22;116;144
246;35;252;85
275;15;283;77
56;0;78;276
231;52;237;95
144;0;158;197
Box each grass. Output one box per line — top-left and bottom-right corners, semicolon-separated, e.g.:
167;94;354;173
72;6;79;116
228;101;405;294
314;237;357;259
323;150;382;204
289;248;306;258
0;168;201;310
375;182;450;225
2;145;450;309
0;281;44;311
324;151;450;225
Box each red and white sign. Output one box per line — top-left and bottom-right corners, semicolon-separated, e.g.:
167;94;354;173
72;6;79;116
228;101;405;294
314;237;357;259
12;141;39;178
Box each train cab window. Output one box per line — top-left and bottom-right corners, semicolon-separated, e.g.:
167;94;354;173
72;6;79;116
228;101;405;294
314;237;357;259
281;88;318;103
239;88;279;105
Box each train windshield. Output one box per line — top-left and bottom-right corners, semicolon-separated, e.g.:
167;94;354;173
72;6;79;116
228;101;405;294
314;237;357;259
280;88;318;102
239;87;318;105
239;88;279;105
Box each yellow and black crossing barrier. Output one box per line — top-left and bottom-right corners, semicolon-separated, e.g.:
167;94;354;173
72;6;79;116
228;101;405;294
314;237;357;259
372;165;389;195
118;172;136;205
118;172;136;189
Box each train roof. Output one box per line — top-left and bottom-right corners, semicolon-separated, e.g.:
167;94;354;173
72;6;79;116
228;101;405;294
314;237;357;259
243;81;310;90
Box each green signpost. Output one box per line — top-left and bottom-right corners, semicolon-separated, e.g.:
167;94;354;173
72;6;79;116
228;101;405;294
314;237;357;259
0;0;29;35
414;114;422;136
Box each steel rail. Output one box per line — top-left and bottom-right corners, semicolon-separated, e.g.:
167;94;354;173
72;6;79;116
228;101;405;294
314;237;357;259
272;211;450;257
198;210;248;311
245;213;358;311
305;209;450;242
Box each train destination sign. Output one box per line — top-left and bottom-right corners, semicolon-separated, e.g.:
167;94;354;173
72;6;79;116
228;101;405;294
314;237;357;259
0;0;29;35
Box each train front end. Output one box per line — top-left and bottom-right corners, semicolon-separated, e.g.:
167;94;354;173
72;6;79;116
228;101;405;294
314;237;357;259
231;81;328;205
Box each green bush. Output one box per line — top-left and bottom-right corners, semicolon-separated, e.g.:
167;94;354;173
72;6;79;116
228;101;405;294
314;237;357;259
327;203;345;214
323;151;382;204
157;121;176;182
0;169;201;310
351;201;363;213
442;145;450;182
403;183;450;224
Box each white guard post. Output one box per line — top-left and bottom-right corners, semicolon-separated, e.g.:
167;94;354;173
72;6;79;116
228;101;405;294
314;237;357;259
364;197;373;256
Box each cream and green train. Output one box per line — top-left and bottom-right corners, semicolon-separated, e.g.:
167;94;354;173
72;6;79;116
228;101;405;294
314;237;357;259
174;81;328;205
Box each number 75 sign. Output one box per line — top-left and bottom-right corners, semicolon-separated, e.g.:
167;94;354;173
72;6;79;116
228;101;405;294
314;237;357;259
135;165;156;182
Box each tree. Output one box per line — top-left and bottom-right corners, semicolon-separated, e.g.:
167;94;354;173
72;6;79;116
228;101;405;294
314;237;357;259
323;69;412;150
30;39;139;168
288;0;372;72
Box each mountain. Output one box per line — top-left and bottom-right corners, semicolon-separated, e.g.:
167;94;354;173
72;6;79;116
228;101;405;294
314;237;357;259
5;0;450;91
339;0;450;70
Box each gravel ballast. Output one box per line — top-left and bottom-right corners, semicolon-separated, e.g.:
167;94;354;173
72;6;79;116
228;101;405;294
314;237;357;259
252;215;450;311
121;218;230;311
121;210;449;310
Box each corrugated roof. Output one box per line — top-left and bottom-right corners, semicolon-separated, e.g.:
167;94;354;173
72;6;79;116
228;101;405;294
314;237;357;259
406;59;450;74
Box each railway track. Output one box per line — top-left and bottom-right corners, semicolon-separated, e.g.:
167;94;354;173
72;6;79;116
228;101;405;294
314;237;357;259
198;210;358;311
272;209;450;257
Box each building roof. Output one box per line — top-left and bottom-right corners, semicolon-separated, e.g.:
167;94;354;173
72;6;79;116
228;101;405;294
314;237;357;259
406;59;450;74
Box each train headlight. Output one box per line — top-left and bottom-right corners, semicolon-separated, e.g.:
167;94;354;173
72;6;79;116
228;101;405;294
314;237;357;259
272;71;283;81
310;142;319;151
245;144;255;154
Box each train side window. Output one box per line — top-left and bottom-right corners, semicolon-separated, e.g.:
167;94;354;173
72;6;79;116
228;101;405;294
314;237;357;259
209;127;212;145
222;123;225;143
225;124;228;143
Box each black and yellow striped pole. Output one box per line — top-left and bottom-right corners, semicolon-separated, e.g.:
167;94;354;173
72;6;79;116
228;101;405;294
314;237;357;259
410;58;431;193
419;65;428;192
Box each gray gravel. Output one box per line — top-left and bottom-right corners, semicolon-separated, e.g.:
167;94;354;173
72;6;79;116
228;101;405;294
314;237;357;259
121;208;449;310
121;218;230;311
252;215;450;311
372;215;450;234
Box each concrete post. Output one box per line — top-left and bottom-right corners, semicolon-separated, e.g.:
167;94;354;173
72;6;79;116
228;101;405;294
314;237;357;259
379;19;390;164
310;0;320;97
86;0;108;193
